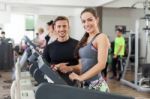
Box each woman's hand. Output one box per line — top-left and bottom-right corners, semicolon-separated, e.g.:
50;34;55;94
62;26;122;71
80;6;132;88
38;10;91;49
69;72;83;82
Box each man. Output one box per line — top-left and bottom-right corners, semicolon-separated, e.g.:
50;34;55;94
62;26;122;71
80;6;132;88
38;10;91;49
43;16;78;85
111;29;125;80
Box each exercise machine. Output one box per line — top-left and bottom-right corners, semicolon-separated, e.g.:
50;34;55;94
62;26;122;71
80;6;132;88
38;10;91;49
35;83;134;99
121;0;150;92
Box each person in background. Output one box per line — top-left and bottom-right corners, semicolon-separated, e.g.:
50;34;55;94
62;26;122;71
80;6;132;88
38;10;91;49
0;31;6;39
45;20;57;45
110;28;125;81
33;33;39;45
37;27;46;48
57;8;110;92
43;16;79;86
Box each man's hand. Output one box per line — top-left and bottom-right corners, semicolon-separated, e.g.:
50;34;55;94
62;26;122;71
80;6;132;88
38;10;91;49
59;63;73;73
51;64;62;71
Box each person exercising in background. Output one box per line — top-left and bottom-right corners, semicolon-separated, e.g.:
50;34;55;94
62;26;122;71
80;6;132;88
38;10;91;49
45;20;57;45
57;8;110;92
37;27;46;48
110;28;125;80
33;33;39;45
0;31;6;39
43;16;78;86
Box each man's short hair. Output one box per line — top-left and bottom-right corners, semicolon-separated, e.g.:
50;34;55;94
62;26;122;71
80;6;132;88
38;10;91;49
53;16;69;26
116;28;123;33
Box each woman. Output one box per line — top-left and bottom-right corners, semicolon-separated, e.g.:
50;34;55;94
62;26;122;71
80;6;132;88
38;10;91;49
45;20;57;45
57;8;110;92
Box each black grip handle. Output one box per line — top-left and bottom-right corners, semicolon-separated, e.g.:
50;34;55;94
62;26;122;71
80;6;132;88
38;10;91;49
73;80;83;88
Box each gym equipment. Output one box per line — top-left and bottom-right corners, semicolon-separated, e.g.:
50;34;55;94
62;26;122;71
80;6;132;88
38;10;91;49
33;68;47;84
0;38;14;70
23;36;36;49
35;83;134;99
121;22;150;92
121;1;150;92
29;61;38;76
19;35;38;67
19;47;32;68
10;36;37;99
19;35;37;67
27;50;39;74
34;50;67;85
23;36;67;85
11;58;35;99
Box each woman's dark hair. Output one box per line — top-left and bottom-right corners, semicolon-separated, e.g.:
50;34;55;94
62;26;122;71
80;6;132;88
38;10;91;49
47;20;53;26
80;7;98;18
75;8;98;59
47;20;54;29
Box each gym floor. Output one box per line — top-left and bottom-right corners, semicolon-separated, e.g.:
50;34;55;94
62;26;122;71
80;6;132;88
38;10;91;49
0;70;150;99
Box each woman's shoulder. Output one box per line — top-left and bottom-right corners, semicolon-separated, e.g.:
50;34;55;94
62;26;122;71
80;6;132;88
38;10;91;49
96;33;110;47
96;33;108;40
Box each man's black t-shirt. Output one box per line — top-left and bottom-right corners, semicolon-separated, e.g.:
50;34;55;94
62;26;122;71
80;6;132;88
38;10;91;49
43;37;79;85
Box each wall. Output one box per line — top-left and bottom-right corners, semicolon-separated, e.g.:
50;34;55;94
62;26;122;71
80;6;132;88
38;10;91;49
0;5;11;26
102;8;144;41
2;5;85;42
3;14;26;44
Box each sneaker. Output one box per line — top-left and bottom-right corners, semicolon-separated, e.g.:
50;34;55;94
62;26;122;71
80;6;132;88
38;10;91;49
117;73;122;81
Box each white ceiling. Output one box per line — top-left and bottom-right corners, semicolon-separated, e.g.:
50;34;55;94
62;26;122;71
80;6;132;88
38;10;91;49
0;0;149;11
0;0;114;7
0;0;149;15
104;0;150;8
0;0;150;8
